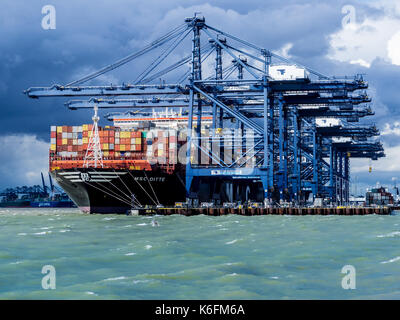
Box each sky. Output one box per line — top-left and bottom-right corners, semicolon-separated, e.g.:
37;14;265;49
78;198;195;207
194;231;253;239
1;0;400;194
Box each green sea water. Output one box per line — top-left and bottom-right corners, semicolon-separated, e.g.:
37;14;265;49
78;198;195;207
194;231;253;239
0;208;399;299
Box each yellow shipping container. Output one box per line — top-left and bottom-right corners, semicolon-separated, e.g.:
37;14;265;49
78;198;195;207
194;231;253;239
50;144;56;151
135;138;141;144
88;132;92;137
103;151;109;157
57;126;62;133
103;143;109;150
82;124;88;131
83;137;88;144
120;131;130;138
62;138;68;145
120;145;126;151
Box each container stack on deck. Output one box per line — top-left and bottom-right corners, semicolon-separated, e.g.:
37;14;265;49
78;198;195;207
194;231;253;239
49;125;186;173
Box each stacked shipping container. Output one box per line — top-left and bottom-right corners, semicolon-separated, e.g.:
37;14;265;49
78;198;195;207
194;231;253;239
49;125;256;171
366;187;394;205
49;125;184;172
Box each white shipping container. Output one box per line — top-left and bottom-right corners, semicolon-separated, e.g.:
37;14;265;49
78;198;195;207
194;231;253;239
62;132;67;139
51;126;56;132
316;118;341;127
78;139;83;145
67;132;73;139
269;65;309;80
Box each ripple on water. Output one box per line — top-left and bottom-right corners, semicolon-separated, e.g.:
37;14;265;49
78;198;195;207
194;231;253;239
102;276;126;282
381;256;400;264
226;239;238;245
377;231;400;238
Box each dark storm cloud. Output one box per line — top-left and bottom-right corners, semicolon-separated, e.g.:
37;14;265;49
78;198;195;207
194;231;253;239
0;0;380;139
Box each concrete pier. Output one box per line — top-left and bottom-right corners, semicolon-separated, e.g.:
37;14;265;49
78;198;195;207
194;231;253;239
132;206;393;216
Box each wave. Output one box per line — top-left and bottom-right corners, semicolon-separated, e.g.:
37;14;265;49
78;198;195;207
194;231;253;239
102;276;126;281
377;231;400;238
226;239;238;245
381;256;400;264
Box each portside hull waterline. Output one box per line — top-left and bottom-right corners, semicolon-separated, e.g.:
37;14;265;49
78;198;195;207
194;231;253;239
51;168;187;214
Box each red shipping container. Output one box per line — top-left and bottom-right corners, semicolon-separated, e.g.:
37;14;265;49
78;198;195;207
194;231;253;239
115;145;120;151
51;131;56;138
67;126;73;133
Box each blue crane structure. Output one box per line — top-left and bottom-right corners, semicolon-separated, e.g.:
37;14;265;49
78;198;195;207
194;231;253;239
25;15;384;206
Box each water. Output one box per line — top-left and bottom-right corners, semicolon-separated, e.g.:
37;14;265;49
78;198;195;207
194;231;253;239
0;208;399;299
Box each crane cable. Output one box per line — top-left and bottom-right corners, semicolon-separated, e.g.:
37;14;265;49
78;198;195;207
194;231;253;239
65;23;189;86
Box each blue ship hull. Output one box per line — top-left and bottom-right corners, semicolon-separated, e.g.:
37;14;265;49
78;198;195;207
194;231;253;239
30;200;76;208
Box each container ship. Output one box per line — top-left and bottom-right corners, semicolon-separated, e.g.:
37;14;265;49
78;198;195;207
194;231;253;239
366;187;394;206
50;109;195;213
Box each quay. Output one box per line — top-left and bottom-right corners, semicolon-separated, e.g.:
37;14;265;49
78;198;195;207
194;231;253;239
131;206;394;216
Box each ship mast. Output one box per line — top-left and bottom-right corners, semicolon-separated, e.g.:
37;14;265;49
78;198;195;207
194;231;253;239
84;105;104;168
